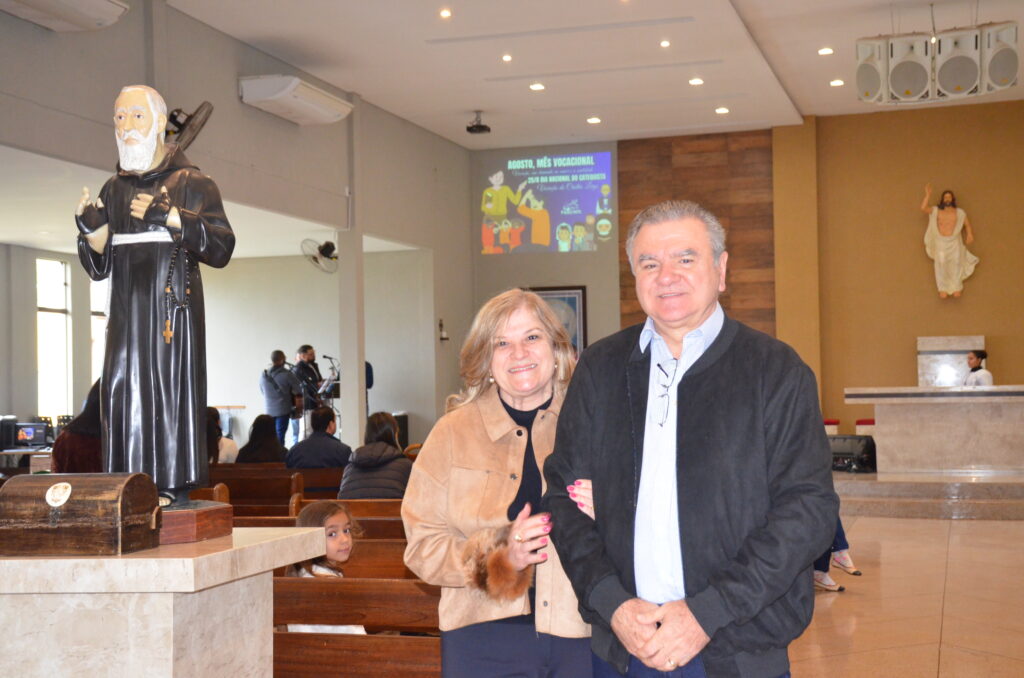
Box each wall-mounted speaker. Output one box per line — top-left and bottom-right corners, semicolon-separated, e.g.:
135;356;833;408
856;38;889;102
936;28;980;97
889;34;933;101
981;22;1019;92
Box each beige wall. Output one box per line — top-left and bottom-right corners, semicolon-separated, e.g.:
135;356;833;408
814;100;1024;431
772;117;821;385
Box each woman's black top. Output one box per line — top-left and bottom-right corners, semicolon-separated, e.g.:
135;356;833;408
502;395;553;521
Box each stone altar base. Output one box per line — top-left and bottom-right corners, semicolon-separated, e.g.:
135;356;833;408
834;471;1024;520
0;527;323;677
844;386;1024;474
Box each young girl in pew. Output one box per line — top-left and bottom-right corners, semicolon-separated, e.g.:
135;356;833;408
286;500;367;634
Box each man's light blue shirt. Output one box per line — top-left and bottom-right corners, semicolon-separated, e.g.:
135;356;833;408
633;303;724;604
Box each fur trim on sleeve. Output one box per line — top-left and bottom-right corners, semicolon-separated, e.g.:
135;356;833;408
460;523;534;601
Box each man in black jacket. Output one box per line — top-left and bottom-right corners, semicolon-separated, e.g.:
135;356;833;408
544;200;837;678
291;344;322;441
285;407;352;470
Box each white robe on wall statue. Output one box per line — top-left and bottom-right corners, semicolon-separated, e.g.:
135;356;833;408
924;206;978;295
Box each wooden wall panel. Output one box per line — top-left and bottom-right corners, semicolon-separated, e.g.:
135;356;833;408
618;130;775;336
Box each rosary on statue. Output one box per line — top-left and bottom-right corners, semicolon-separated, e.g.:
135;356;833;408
163;243;191;344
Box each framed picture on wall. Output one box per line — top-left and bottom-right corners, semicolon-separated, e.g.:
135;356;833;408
531;286;587;354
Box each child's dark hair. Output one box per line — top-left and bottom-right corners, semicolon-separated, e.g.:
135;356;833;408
289;500;364;576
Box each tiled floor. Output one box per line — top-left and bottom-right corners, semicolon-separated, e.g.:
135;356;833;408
791;516;1024;677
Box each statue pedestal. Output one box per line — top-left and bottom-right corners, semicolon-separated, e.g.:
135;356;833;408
160;500;233;545
0;527;323;677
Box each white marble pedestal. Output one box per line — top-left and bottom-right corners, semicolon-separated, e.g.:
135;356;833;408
845;386;1024;473
0;527;323;677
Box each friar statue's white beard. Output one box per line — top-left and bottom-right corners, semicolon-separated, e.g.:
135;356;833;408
115;126;161;173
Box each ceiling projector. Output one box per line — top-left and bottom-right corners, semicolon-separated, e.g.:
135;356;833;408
466;110;491;134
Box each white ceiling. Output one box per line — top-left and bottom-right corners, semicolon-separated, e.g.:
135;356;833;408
167;0;1024;150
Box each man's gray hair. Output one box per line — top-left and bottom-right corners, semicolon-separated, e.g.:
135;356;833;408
120;85;167;140
625;200;727;272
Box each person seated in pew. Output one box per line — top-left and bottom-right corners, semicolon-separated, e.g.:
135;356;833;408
207;406;238;464
236;414;286;463
338;412;412;500
286;500;367;635
50;380;103;473
286;407;353;469
402;289;592;678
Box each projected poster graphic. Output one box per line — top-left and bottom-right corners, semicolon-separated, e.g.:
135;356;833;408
479;151;614;254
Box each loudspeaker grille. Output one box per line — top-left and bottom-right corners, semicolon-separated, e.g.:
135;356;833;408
989;47;1019;86
890;60;929;98
938;55;979;94
856;63;882;100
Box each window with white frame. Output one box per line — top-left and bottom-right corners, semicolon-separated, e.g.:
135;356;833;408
36;258;73;422
90;278;109;383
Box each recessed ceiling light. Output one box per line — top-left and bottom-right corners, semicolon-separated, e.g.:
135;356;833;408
502;54;512;62
439;8;452;19
830;79;845;87
586;116;602;124
818;47;834;56
715;107;729;115
689;77;704;86
660;40;671;48
930;35;937;44
529;82;545;91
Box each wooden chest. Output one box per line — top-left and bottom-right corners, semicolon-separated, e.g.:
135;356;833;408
0;473;161;556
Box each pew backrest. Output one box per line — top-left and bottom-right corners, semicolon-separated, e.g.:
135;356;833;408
273;576;440;630
274;633;440;678
297;467;344;498
342;538;413;579
207;468;303;515
232;515;406;539
294;497;403;518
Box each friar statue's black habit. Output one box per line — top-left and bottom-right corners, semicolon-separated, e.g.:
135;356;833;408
76;143;234;499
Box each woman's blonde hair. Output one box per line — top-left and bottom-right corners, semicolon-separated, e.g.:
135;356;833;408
446;288;576;412
290;500;364;576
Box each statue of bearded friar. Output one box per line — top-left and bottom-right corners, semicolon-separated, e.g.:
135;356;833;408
75;85;235;504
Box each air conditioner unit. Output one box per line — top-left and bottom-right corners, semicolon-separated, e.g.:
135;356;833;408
936;28;980;98
0;0;127;31
980;22;1019;92
239;75;354;126
856;38;889;103
889;33;933;102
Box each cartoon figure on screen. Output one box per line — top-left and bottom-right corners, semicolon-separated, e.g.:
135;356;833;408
497;218;513;250
555;223;572;252
508;218;526;251
596;183;613;215
74;85;235;505
919;183;978;298
481;218;502;255
571;222;595;252
596;217;614;242
481;170;526;229
516;189;551;247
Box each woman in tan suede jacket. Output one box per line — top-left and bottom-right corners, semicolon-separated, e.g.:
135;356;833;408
402;288;591;677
